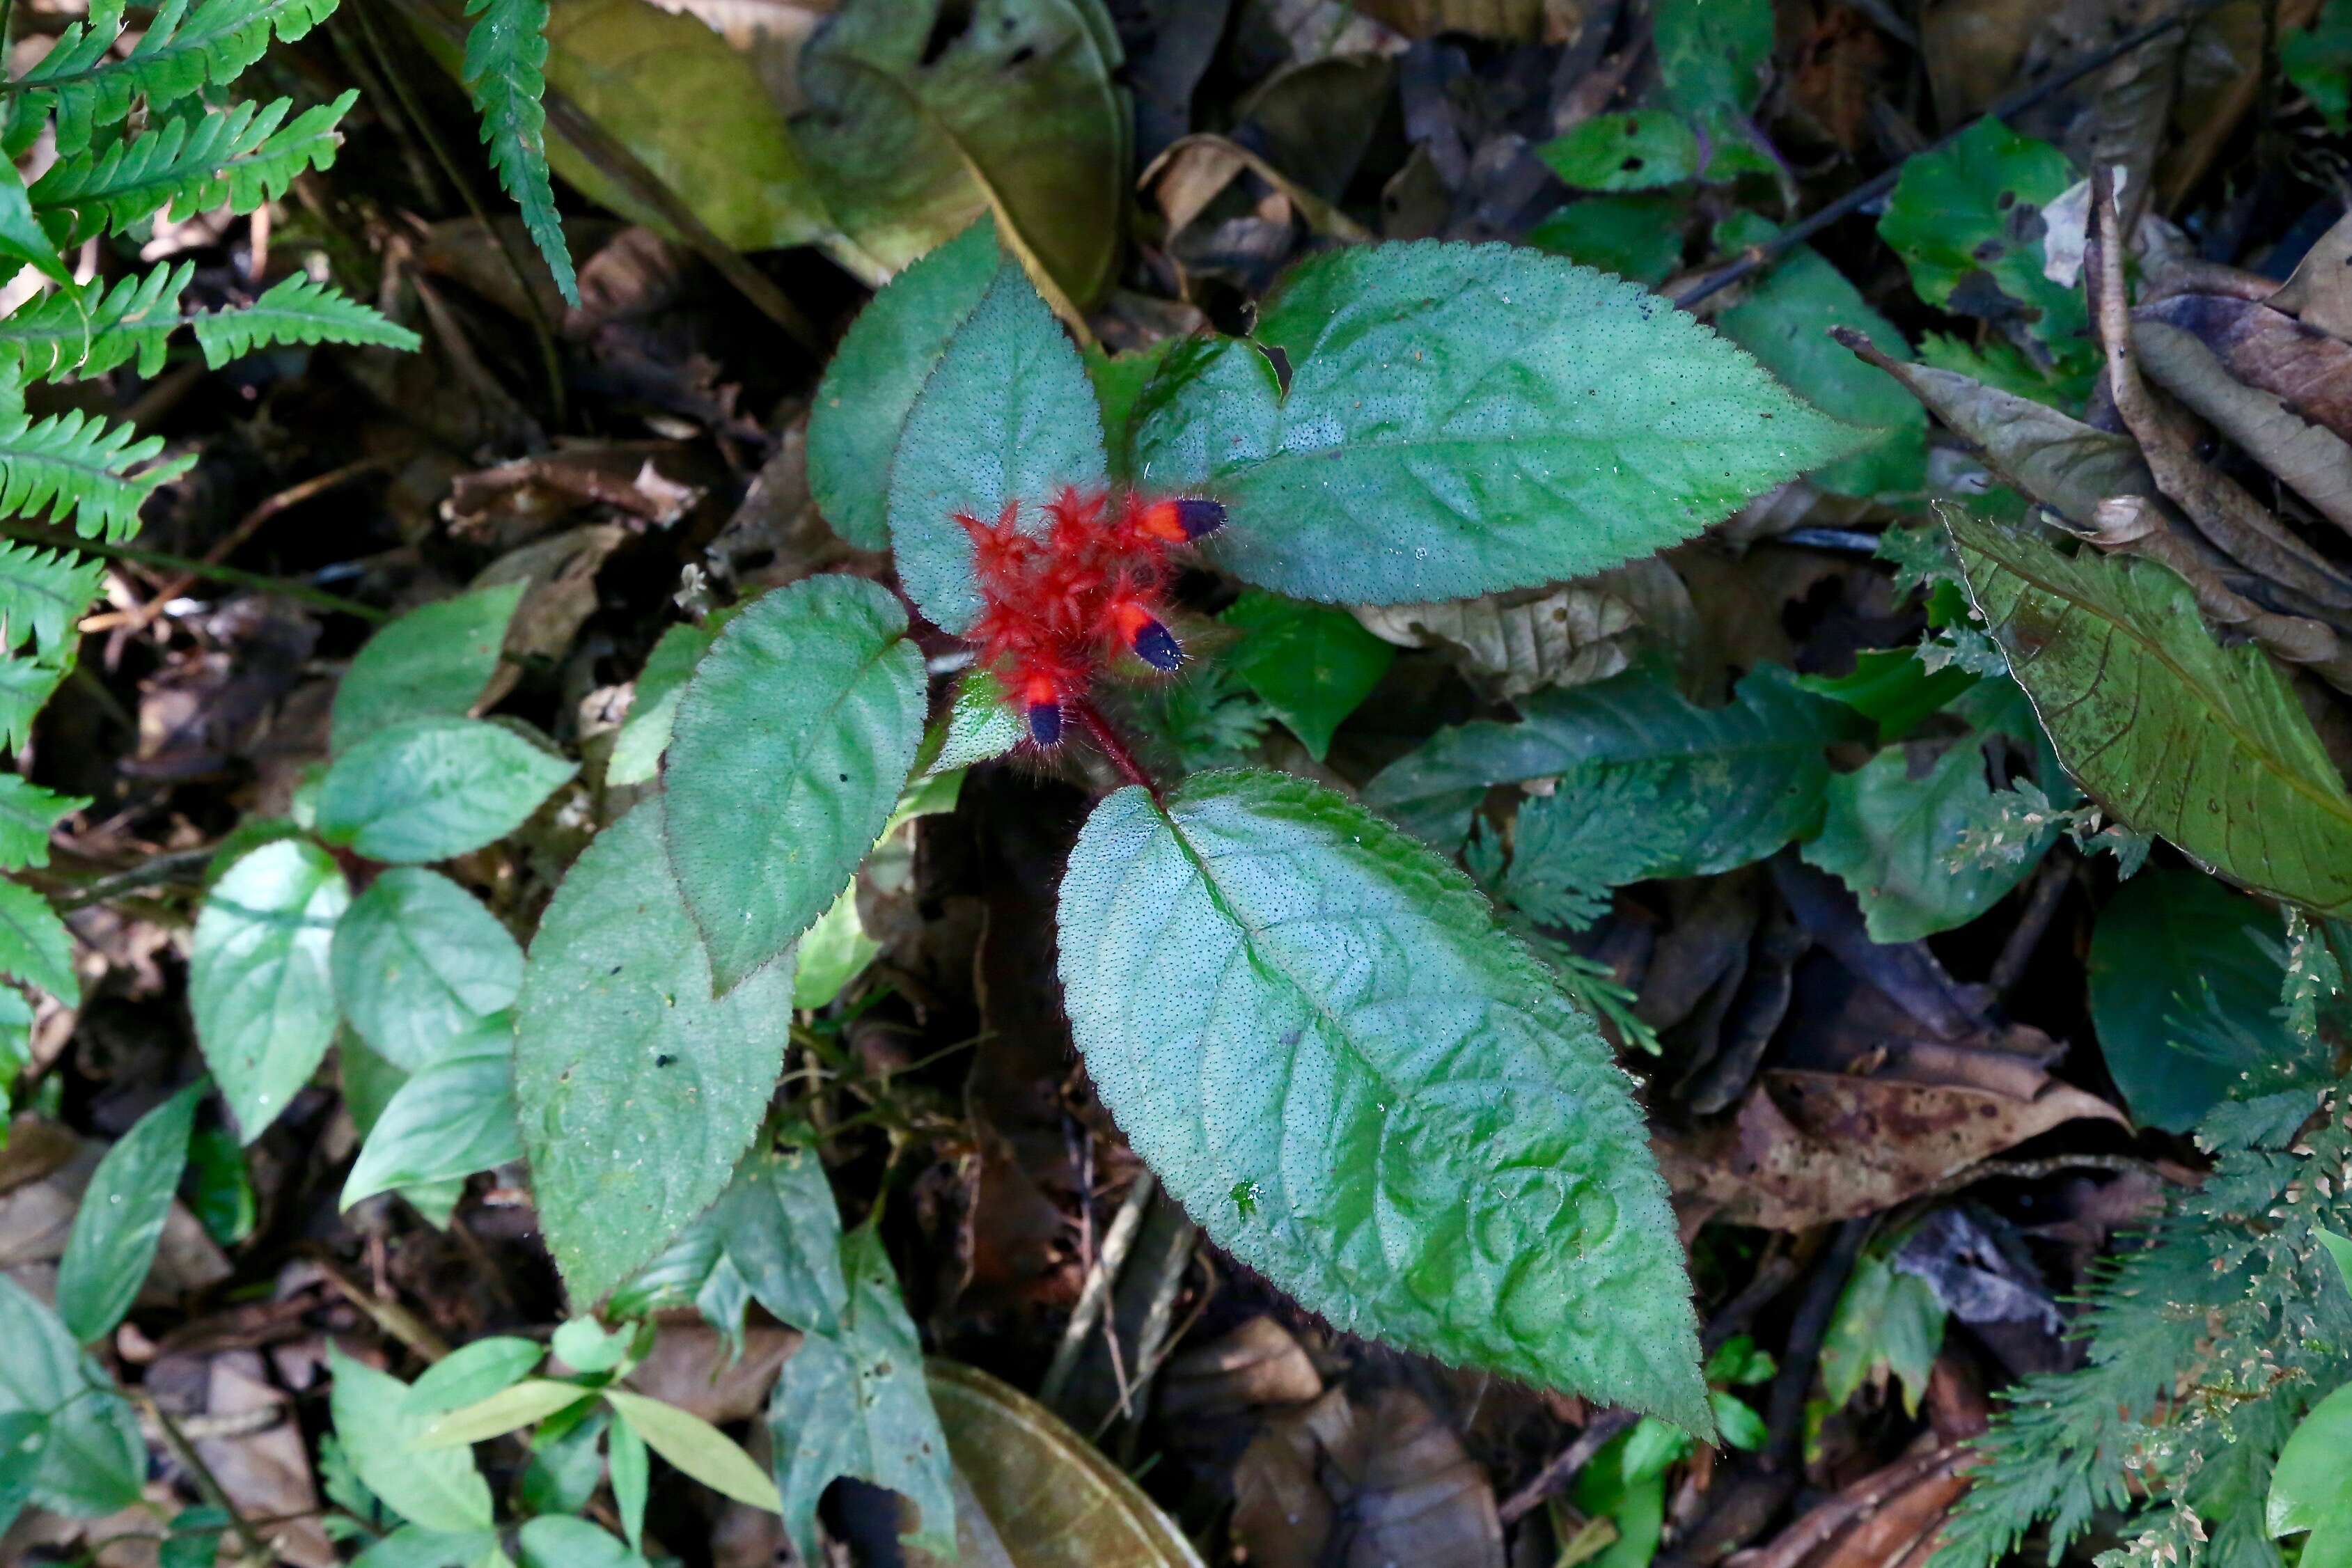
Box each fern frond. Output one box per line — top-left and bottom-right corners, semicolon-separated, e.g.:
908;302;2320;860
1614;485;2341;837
0;264;192;382
4;0;343;158
0;874;77;1004
28;90;356;249
0;774;87;871
462;0;578;305
193;274;420;365
0;407;194;540
0;541;105;659
0;654;67;755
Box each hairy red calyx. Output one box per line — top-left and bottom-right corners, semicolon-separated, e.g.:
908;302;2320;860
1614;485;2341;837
956;487;1227;750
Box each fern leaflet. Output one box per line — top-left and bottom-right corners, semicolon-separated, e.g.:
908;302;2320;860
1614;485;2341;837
193;274;420;364
0;407;194;541
462;0;578;305
29;90;356;249
0;874;76;1003
3;0;342;158
0;775;86;872
0;264;192;382
0;542;105;659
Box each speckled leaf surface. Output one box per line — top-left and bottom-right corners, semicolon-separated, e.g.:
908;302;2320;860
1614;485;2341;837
1128;242;1858;605
1056;768;1710;1429
1952;518;2352;915
515;798;796;1306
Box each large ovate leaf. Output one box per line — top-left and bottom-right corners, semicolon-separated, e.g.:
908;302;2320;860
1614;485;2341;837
54;1080;201;1342
327;1345;495;1533
191;838;350;1140
2087;868;2287;1133
1950;517;2352;914
712;1140;849;1337
1801;741;2047;941
1056;767;1709;1429
1128;242;1860;605
1364;662;1858;854
331;868;522;1072
342;1018;525;1209
808;216;1001;551
662;574;926;994
884;256;1107;635
0;1276;143;1515
316;716;577;865
515;797;797;1306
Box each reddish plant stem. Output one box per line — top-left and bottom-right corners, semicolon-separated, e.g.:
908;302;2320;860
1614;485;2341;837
1071;697;1163;803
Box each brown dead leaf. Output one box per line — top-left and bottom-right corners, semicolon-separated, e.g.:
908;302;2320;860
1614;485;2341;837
1234;1389;1363;1568
1787;6;1892;155
192;1354;335;1568
443;441;708;549
2268;213;2352;344
1329;1388;1505;1568
1656;1069;2126;1230
1160;1317;1324;1420
624;1321;800;1423
1729;1443;1977;1568
1351;559;1698;698
469;524;628;709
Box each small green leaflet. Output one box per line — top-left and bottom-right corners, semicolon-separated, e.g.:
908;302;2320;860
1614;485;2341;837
340;1018;524;1209
0;877;77;1005
404;1337;546;1419
606;620;715;787
191;274;419;364
1058;768;1710;1430
1221;591;1394;761
1537;114;1701;191
191;838;348;1140
0;774;86;870
331;867;522;1072
55;1079;202;1342
0;1411;43;1539
608;1388;780;1512
315;716;577;864
326;1345;494;1533
925;667;1024;775
1801;741;2047;942
1129;242;1859;606
331;583;523;752
1817;1251;1945;1415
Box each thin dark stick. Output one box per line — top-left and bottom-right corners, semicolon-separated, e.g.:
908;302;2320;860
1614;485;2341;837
1072;697;1163;802
1763;1217;1872;1468
1988;855;2071;995
0;524;390;621
1500;1408;1640;1524
1670;0;2233;311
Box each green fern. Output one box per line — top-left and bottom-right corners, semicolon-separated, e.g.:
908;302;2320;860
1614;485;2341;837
0;406;195;541
193;273;421;365
0;264;192;382
0;542;106;659
2;0;341;159
29;90;355;249
0;875;76;1004
462;0;578;305
0;775;86;872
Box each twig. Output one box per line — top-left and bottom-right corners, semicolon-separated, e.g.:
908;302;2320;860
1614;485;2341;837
1987;855;2072;996
138;1394;272;1565
52;847;218;911
1038;1170;1157;1411
113;455;394;634
1671;0;2236;311
1924;1151;2186;1198
309;1253;453;1361
1500;1409;1640;1524
0;523;390;621
1763;1218;1872;1468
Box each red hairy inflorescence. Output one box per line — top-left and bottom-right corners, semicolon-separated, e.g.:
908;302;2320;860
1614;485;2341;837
957;486;1226;747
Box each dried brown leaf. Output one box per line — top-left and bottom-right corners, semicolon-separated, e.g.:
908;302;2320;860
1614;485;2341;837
2268;213;2352;344
1351;559;1698;698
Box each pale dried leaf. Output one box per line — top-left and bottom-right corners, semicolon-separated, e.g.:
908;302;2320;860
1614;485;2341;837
469;524;629;709
2268;213;2352;343
1351;560;1696;698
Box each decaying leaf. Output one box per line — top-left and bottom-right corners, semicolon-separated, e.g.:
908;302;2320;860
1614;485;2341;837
469;525;629;709
1350;560;1698;698
1232;1386;1505;1568
2267;212;2352;343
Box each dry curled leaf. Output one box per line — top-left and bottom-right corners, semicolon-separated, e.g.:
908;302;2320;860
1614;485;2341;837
2268;212;2352;344
1351;559;1698;698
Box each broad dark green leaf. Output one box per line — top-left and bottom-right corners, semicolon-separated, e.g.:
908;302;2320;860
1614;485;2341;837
712;1140;849;1336
0;1411;44;1539
0;160;68;283
605;1388;779;1511
0;876;77;1005
191;839;349;1140
0;1275;142;1515
56;1080;201;1342
606;622;716;789
1526;194;1688;284
1801;742;2046;941
2271;1383;2352;1562
2087;868;2286;1132
1364;663;1857;856
331;583;523;753
317;717;575;865
1221;591;1395;761
1952;517;2352;914
183;1126;254;1247
326;1345;494;1532
808;216;1001;551
1797;648;1977;742
769;1224;955;1561
331;868;523;1072
1129;242;1858;606
883;258;1106;636
1818;1252;1945;1414
1058;768;1710;1429
663;575;926;993
341;1018;524;1208
515;798;797;1306
0;774;86;870
1537;113;1701;191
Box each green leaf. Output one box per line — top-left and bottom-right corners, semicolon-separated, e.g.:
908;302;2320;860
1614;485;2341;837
0;160;65;287
191;274;421;364
1802;741;2046;941
348;1526;501;1568
1221;591;1395;761
1950;517;2352;915
183;1125;255;1246
331;868;523;1072
0;775;84;870
0;654;70;753
404;1336;546;1418
883;256;1106;636
416;1378;593;1448
0;878;73;1005
514;797;797;1306
1526;194;1688;284
1877;120;2089;370
1088;338;1175;478
316;716;576;864
1365;662;1855;856
55;1080;201;1342
1654;0;1772;176
549;1315;628;1373
1057;768;1709;1429
2322;1230;2352;1296
768;1225;954;1559
191;839;349;1140
0;1275;142;1515
2285;0;2350;129
1796;648;1977;742
606;621;714;788
792;882;883;1012
331;583;524;753
340;1017;524;1208
610;1411;648;1550
1818;1252;1946;1414
326;1344;495;1532
1711;240;1927;498
0;540;107;658
1537;113;1701;191
2087;868;2286;1133
927;666;1024;775
29;91;356;249
662;575;926;994
0;1411;45;1539
712;1140;849;1337
0;403;194;542
1130;242;1859;606
606;1388;780;1512
517;1515;640;1568
808;214;1001;551
2271;1381;2352;1556
0;264;189;382
460;0;577;304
